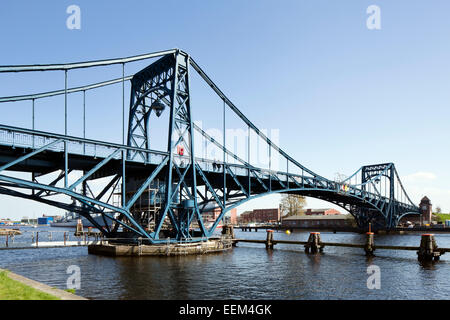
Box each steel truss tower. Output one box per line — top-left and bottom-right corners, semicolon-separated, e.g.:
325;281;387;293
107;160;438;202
0;49;422;244
126;51;205;241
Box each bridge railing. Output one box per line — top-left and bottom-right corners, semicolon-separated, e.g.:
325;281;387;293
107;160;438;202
0;124;168;166
0;125;417;213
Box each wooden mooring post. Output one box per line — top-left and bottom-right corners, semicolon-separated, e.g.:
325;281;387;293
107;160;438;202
364;232;375;256
417;234;441;262
266;230;274;250
304;232;324;254
233;232;449;263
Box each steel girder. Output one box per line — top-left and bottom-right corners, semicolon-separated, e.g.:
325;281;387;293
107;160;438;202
0;49;422;243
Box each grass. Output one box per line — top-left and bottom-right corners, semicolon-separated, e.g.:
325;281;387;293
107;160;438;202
0;270;60;300
434;213;450;223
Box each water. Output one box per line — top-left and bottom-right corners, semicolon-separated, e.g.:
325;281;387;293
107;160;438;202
1;227;450;299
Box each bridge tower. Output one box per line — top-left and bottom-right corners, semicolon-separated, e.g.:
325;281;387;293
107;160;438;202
124;51;205;241
359;163;395;229
419;196;432;225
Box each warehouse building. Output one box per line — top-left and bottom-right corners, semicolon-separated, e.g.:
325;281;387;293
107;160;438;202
281;214;354;228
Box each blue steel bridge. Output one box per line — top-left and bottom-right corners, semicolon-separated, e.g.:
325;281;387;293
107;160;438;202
0;49;420;244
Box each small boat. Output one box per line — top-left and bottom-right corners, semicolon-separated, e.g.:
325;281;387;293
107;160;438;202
0;228;22;236
50;211;114;228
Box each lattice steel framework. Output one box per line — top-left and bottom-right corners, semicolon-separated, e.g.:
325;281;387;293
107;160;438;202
0;49;421;243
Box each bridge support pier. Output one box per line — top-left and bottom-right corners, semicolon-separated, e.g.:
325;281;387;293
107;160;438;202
222;225;236;247
265;230;274;250
75;219;84;237
305;232;324;254
417;234;442;262
364;232;375;256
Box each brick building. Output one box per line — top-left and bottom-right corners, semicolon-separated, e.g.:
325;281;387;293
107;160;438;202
237;208;281;224
202;206;237;225
304;208;341;216
399;196;433;226
282;215;353;228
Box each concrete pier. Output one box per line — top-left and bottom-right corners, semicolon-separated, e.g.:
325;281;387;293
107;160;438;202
88;238;233;257
222;225;236;247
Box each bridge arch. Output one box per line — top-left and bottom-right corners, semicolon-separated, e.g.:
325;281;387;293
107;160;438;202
0;49;420;243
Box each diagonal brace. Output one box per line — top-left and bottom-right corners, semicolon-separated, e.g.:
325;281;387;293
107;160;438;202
69;148;122;190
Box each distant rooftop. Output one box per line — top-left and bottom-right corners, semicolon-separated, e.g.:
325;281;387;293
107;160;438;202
305;208;339;212
283;214;352;220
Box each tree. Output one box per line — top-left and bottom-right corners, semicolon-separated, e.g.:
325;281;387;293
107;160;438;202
280;194;306;217
435;206;442;214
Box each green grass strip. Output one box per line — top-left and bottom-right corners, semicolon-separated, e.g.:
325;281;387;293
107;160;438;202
0;270;60;300
435;213;450;223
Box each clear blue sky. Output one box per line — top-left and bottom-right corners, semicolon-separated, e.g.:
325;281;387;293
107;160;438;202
0;0;450;219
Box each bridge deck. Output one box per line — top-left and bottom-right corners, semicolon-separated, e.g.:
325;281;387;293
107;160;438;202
0;125;417;214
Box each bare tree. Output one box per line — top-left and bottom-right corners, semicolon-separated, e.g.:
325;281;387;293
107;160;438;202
280;194;306;217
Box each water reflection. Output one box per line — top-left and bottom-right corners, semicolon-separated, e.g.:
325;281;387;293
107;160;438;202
2;229;450;299
306;253;321;273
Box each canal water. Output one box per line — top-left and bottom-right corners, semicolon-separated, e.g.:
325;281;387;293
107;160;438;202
1;226;450;300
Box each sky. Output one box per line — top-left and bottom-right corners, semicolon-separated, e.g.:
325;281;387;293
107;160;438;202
0;0;450;219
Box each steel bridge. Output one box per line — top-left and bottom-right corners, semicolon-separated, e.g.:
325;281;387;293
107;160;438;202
0;49;420;244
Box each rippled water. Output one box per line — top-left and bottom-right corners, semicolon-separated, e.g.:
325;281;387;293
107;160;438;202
1;226;450;300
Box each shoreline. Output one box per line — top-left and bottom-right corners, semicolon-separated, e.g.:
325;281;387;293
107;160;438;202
0;268;88;300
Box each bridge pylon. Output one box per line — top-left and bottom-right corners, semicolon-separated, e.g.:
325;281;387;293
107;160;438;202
122;51;206;241
0;49;421;244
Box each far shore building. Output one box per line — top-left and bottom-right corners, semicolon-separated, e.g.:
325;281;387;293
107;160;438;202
281;214;353;228
399;196;433;226
237;208;281;224
202;206;237;225
304;208;341;216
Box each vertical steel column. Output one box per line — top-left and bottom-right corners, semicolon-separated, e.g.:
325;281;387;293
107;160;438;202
122;150;126;207
31;98;35;149
31;98;35;195
287;158;289;188
64;141;68;188
185;54;205;237
31;99;35;131
154;52;180;238
302;169;304;188
122;63;125;145
389;166;395;228
248;126;251;196
83;90;86;154
64;70;68;188
83;90;86;140
223;99;226;219
64;70;68;136
269;145;272;191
